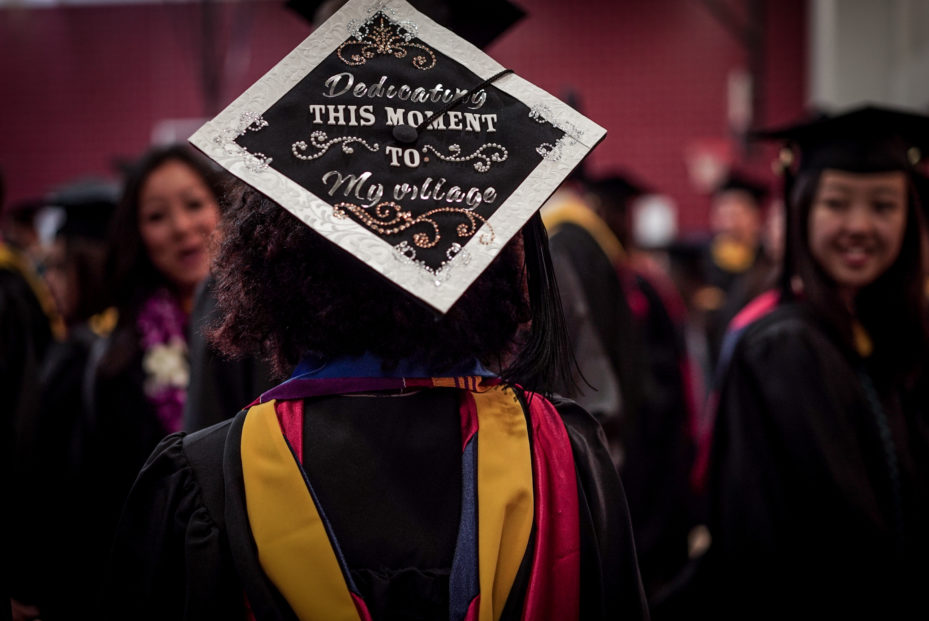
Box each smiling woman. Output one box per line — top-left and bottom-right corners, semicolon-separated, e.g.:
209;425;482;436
682;106;929;620
136;159;221;304
71;145;226;605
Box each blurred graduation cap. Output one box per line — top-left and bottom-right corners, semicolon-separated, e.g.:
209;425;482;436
753;103;929;295
288;0;525;50
586;171;650;206
45;179;119;242
712;170;769;206
583;171;651;247
190;0;605;313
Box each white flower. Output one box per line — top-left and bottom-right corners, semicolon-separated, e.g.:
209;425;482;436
142;337;189;395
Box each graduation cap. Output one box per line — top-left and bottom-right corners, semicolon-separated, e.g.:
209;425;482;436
46;179;119;241
712;170;768;206
288;0;526;50
586;171;649;206
752;103;929;295
754;104;929;175
190;0;605;313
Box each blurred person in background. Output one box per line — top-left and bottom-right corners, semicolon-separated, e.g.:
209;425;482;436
1;172;60;621
1;192;60;438
679;106;929;619
543;178;644;468
10;181;118;620
699;171;771;368
77;144;223;607
715;197;784;332
584;174;697;604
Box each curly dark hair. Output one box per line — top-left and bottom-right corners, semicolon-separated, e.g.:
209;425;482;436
209;183;535;378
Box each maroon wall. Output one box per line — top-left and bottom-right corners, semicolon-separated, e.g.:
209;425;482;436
0;0;806;232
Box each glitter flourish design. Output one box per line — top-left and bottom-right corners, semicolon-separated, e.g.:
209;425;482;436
337;13;436;70
332;201;494;248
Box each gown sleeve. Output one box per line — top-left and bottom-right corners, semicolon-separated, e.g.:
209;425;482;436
101;428;244;621
551;396;650;621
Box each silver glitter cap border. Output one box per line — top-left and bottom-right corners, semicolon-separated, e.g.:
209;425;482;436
189;0;606;313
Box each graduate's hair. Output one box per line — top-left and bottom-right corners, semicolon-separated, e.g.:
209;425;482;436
208;183;574;392
788;169;929;379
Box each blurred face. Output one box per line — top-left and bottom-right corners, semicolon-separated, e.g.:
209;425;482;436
808;169;907;301
710;190;763;247
138;160;220;300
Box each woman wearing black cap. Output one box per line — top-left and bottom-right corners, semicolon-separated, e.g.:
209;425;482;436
689;106;929;619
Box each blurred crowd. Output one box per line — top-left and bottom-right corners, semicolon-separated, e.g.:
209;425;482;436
2;146;274;620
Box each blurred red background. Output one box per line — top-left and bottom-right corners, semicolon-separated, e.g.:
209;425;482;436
0;0;806;232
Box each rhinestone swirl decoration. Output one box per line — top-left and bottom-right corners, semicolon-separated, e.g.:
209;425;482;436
393;241;470;286
421;143;508;173
292;131;380;161
536;141;563;161
332;201;495;249
213;111;273;172
528;105;582;163
338;13;436;70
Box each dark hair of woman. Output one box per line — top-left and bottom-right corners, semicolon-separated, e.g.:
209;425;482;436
105;144;225;310
208;183;574;391
98;144;224;376
61;236;109;324
788;169;929;380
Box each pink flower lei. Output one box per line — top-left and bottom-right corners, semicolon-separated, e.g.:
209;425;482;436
137;288;190;433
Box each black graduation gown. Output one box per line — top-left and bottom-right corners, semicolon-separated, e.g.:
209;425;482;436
11;324;105;619
102;390;649;621
4;263;53;610
67;319;177;610
692;303;929;619
548;221;646;460
620;274;694;598
550;221;693;599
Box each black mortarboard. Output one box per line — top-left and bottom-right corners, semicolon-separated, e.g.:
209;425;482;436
754;104;929;175
713;170;768;205
47;180;119;241
586;172;649;205
287;0;525;50
191;0;605;313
